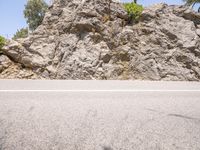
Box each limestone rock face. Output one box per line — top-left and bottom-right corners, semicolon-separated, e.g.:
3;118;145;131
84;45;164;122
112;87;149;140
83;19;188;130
1;1;200;81
0;55;40;79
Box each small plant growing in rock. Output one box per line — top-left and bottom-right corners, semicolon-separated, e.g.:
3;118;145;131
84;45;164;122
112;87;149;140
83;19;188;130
0;36;6;52
124;2;143;23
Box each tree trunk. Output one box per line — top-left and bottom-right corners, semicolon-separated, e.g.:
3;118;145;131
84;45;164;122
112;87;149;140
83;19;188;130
108;0;111;20
192;2;196;8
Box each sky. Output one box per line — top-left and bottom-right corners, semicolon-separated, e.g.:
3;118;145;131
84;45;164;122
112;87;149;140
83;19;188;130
0;0;185;38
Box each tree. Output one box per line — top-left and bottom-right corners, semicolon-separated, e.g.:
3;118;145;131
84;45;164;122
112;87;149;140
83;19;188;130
185;0;200;12
24;0;48;31
134;0;137;4
183;0;200;10
13;28;28;40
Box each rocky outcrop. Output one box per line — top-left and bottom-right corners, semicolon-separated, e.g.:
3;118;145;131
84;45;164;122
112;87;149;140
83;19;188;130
1;0;200;81
0;55;40;79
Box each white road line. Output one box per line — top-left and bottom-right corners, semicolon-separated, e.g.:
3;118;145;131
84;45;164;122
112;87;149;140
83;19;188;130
0;90;200;92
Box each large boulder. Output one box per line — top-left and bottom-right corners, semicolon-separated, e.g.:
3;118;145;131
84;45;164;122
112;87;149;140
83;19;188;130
0;55;12;73
1;1;200;81
0;54;40;79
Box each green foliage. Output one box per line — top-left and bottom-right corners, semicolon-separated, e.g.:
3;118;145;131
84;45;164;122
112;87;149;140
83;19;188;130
124;2;144;23
24;0;48;31
13;28;28;40
0;36;6;50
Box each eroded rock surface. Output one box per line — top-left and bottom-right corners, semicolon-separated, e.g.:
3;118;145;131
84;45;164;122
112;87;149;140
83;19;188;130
1;0;200;81
0;54;40;79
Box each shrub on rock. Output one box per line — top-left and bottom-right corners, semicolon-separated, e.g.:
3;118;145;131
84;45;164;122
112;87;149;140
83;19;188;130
13;28;28;40
124;2;143;23
0;36;6;51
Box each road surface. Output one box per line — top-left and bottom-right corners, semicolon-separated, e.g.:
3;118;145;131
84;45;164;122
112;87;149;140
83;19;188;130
0;80;200;150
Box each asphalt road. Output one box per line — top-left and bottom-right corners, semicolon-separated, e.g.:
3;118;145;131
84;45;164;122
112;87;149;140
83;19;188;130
0;81;200;150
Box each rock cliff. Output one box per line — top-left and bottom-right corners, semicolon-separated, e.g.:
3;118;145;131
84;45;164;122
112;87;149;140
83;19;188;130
1;0;200;80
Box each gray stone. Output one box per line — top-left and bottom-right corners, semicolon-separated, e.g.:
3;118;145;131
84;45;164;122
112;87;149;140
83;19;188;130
0;55;12;72
1;1;200;81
